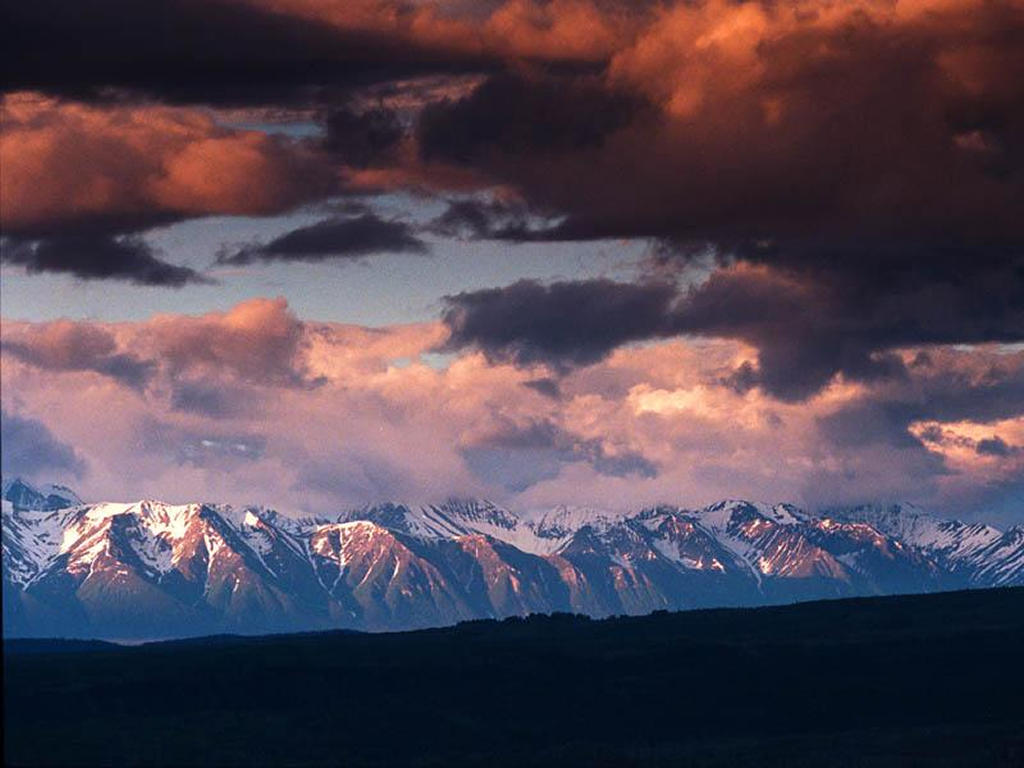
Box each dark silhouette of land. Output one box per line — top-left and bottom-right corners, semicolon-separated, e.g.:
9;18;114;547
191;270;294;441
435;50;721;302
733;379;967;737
5;588;1023;767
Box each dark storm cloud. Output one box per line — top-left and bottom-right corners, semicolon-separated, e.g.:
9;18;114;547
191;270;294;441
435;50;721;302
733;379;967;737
818;404;933;451
441;239;1024;402
441;278;678;370
408;13;1024;250
977;437;1014;457
324;106;405;167
1;0;491;106
415;4;1024;404
667;249;962;402
719;361;760;396
216;214;429;265
429;199;511;238
427;198;542;240
522;378;562;399
418;72;645;164
646;238;1018;402
1;232;208;287
414;5;1024;245
817;363;1024;459
0;410;85;479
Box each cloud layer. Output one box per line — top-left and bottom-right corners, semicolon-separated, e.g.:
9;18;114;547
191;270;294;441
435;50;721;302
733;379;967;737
2;300;1021;526
1;1;1021;524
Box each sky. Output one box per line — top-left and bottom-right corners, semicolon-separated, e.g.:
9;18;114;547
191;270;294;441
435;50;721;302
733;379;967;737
1;0;1022;527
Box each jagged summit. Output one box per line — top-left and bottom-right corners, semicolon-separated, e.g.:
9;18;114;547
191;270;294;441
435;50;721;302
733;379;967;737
3;487;1020;639
1;476;82;512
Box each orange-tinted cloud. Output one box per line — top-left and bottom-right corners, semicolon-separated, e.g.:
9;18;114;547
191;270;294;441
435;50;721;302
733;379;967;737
246;0;647;63
418;0;1024;242
1;94;336;234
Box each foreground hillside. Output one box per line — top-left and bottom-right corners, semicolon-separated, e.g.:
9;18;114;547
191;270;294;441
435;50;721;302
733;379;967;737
5;588;1024;767
4;477;1022;638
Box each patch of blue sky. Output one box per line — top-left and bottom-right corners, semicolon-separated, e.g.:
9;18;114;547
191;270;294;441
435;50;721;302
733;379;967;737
1;193;651;327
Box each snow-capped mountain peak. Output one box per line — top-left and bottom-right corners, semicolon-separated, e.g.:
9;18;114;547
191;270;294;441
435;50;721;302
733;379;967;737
828;503;1006;583
3;488;1020;639
2;476;82;512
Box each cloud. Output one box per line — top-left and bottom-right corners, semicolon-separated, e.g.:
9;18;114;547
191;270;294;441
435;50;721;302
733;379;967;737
2;0;654;109
460;416;657;491
414;0;1024;244
418;71;643;164
7;0;1022;254
522;378;561;399
429;198;512;238
0;321;154;390
1;299;1020;521
169;380;253;419
2;0;492;106
136;418;267;467
0;94;336;238
977;436;1014;457
828;363;1024;452
0;409;85;480
0;298;316;393
216;214;428;265
440;248;1024;401
427;197;540;239
441;278;678;370
810;348;1024;505
1;231;207;286
324;105;405;167
689;242;1024;399
2;0;1022;522
408;1;1024;402
249;0;649;71
477;0;640;62
146;298;316;387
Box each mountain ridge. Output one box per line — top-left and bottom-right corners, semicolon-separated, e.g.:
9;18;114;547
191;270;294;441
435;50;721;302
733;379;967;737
3;476;1022;638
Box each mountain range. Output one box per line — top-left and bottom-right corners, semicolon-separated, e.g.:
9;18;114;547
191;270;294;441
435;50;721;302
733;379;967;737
3;477;1022;638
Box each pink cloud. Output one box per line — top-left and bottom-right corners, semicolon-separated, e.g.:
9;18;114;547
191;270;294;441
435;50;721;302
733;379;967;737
1;299;1020;521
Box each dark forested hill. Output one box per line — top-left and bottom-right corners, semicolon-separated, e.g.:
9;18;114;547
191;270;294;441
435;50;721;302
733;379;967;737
5;588;1024;767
